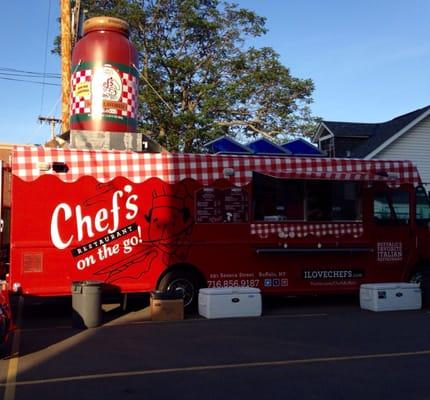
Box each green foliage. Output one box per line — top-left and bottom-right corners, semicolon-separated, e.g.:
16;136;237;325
63;0;318;152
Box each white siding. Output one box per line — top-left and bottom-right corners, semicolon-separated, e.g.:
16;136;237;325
372;115;430;186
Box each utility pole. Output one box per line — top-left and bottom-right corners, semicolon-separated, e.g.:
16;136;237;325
38;117;62;141
61;0;72;134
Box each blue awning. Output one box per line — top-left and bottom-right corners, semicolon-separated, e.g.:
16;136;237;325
281;138;324;156
204;136;251;154
247;138;290;155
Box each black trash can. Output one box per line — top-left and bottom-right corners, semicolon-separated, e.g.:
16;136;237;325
72;281;103;328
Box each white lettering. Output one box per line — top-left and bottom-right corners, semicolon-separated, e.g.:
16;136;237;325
94;208;109;232
50;186;140;250
76;254;96;270
126;194;138;220
108;190;123;234
51;204;73;249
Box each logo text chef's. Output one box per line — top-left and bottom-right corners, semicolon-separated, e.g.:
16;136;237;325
49;185;141;270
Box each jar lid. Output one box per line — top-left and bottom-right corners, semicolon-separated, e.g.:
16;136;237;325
83;16;129;36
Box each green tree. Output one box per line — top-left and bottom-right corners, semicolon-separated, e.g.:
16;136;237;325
66;0;317;152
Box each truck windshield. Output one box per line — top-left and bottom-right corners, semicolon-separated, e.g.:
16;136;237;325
416;186;430;226
374;190;410;224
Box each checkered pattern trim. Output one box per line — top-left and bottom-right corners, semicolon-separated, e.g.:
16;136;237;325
12;146;422;186
70;68;138;119
121;72;138;118
250;222;364;239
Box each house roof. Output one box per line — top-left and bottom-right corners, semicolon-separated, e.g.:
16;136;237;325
316;105;430;157
356;105;430;158
322;121;377;138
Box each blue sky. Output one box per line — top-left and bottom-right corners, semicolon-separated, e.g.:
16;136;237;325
0;0;429;144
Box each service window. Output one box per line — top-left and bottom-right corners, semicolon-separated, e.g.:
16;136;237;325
373;190;409;224
306;181;362;221
415;186;430;226
252;173;361;222
252;173;304;221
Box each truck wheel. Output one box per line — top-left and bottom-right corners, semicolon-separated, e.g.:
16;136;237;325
410;270;430;307
421;270;430;307
409;272;423;285
158;270;201;311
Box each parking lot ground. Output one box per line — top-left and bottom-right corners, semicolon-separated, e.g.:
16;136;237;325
1;294;430;400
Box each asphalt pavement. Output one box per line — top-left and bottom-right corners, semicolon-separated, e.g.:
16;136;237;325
1;294;430;400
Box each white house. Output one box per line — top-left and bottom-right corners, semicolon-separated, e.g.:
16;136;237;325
313;105;430;185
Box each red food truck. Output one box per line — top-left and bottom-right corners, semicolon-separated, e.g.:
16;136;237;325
2;145;430;309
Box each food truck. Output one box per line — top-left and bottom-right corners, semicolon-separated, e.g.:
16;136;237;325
2;146;430;310
1;16;429;321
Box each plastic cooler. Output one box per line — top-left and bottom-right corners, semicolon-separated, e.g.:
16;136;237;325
359;282;421;312
198;287;262;319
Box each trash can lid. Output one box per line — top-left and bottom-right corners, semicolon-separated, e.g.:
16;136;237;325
151;290;184;300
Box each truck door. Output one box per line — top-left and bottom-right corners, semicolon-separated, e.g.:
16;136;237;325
370;185;414;281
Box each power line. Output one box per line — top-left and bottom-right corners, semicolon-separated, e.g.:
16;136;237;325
0;72;59;79
0;76;60;86
0;67;60;77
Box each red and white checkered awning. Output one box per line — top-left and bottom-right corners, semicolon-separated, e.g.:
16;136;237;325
12;146;422;186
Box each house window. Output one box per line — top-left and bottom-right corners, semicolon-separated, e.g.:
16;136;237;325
319;136;335;157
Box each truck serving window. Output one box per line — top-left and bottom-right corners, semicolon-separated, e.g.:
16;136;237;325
415;186;430;226
373;190;410;224
252;173;361;222
252;173;304;221
306;181;361;221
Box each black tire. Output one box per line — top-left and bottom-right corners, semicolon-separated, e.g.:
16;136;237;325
409;270;430;308
158;270;201;311
421;270;430;308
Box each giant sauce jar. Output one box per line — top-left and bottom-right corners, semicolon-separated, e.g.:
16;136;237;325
70;16;139;132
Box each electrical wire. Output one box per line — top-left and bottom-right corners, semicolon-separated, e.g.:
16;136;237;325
0;72;59;79
0;76;60;86
0;67;60;77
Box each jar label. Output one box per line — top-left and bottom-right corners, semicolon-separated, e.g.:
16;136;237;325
70;62;138;128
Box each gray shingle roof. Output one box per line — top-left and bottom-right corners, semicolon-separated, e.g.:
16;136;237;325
323;121;377;138
321;105;430;157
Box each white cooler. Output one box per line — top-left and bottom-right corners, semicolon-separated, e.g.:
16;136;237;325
199;287;262;319
360;282;421;312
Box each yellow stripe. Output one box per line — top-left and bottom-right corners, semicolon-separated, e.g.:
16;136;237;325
1;348;430;388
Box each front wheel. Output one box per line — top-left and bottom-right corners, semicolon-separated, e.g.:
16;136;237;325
158;270;201;311
420;270;430;307
409;270;430;307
